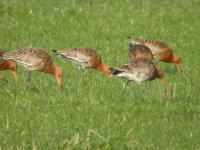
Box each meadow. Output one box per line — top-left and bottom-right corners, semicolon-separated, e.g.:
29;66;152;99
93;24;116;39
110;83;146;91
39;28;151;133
0;0;200;149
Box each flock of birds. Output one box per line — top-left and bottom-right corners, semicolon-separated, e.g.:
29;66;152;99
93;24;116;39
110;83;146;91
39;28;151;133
0;37;181;93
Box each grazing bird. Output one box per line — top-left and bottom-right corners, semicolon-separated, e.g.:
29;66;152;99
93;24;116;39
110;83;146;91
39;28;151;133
2;47;63;89
129;44;153;60
52;48;111;79
0;49;17;81
127;37;181;71
109;58;170;92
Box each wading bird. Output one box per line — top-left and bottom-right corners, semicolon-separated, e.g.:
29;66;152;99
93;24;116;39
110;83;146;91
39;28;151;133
109;58;170;92
2;47;63;89
52;48;111;79
0;49;17;81
127;37;181;71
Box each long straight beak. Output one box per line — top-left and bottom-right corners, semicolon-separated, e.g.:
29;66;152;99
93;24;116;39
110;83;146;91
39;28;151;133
12;70;18;82
161;78;170;93
108;74;112;80
57;77;62;90
176;63;180;72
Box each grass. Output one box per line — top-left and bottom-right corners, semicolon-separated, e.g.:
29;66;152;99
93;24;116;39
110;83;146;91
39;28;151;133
0;0;200;149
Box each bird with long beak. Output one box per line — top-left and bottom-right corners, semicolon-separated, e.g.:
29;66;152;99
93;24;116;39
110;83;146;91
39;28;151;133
52;48;111;79
127;37;181;71
0;49;17;81
109;58;170;93
2;47;63;90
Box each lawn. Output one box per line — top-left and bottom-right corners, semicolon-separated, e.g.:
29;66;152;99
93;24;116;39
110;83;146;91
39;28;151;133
0;0;200;149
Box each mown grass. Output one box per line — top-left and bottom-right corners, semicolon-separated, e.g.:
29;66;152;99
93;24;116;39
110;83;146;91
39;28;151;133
0;0;200;149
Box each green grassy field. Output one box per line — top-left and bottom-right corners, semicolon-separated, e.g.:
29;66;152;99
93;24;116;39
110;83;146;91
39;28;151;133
0;0;200;149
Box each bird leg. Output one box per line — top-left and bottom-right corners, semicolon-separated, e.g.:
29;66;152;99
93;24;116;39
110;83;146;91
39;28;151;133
74;66;85;80
161;78;171;94
26;70;32;83
122;80;130;94
26;71;40;91
121;80;130;96
25;71;37;89
74;68;81;80
175;63;180;72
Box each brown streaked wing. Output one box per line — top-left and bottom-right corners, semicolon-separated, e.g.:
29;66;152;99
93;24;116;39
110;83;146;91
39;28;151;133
3;47;53;70
116;59;156;76
58;48;99;63
129;38;172;53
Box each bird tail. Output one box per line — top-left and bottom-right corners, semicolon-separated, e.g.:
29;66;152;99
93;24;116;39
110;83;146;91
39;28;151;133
129;43;134;47
0;49;4;60
109;68;124;75
0;49;4;55
51;49;65;58
52;49;57;53
127;36;140;45
127;36;132;39
2;51;18;60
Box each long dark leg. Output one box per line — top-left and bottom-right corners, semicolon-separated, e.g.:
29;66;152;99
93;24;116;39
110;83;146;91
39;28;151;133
124;80;130;90
74;67;81;80
122;80;130;94
74;66;85;80
175;63;180;72
26;70;32;83
26;71;39;91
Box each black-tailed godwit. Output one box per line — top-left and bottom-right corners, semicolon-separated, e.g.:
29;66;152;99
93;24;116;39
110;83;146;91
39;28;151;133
52;48;111;79
127;37;181;71
2;47;63;89
109;58;170;92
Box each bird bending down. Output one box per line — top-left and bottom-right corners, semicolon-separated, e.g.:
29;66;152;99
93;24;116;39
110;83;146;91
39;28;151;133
127;37;181;71
52;48;111;79
129;44;153;60
109;58;170;92
2;47;63;89
0;49;17;81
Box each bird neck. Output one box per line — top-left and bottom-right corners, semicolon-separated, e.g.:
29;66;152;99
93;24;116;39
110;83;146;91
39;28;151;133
156;68;164;79
8;60;17;71
169;54;181;64
97;63;109;74
97;63;111;78
0;60;16;71
47;65;63;90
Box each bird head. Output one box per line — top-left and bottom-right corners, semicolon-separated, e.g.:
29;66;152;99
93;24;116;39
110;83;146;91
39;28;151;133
172;54;181;64
100;63;112;80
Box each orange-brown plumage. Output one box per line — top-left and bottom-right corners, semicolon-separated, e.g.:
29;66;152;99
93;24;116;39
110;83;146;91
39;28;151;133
2;47;63;89
52;48;111;78
128;37;181;71
0;49;17;81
